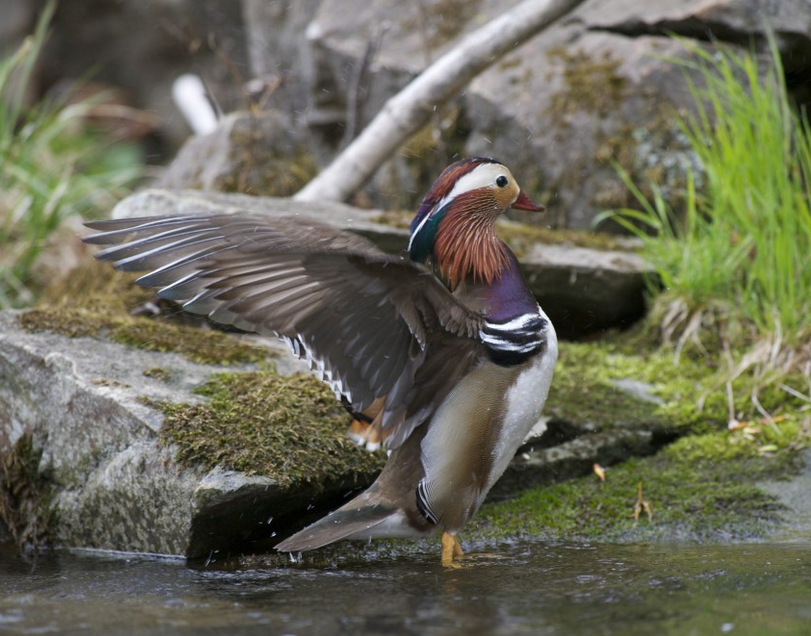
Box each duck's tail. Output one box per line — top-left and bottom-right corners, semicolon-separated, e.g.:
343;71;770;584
275;497;427;553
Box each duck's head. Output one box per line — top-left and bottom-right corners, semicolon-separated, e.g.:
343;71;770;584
408;157;543;288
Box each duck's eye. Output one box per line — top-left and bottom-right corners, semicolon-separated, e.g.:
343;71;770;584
496;175;509;188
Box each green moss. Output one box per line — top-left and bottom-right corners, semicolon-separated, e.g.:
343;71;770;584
17;306;269;366
142;367;171;382
0;433;57;553
471;422;804;544
38;261;155;316
469;339;809;545
551;334;811;441
19;264;273;366
497;219;639;255
545;341;722;435
220;144;318;198
114;319;268;365
181;112;319;197
547;47;628;120
153;371;385;489
90;378;130;388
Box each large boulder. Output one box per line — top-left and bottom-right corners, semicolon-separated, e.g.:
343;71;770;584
0;303;671;558
0;307;383;557
294;0;811;225
157;111;318;197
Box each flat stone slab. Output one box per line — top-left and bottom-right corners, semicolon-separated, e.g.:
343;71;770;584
112;189;653;338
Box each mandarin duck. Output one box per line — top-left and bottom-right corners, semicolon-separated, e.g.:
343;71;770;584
83;157;558;565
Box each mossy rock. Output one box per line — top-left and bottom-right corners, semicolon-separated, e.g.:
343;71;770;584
0;433;57;553
153;371;386;489
471;421;806;545
545;341;715;435
18;265;270;366
157;111;319;198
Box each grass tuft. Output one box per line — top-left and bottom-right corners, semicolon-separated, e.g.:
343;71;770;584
598;35;811;428
600;36;811;348
0;1;143;308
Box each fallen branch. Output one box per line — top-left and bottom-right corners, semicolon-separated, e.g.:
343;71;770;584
294;0;585;203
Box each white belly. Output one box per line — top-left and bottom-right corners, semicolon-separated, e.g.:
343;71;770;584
418;318;558;529
484;321;558;493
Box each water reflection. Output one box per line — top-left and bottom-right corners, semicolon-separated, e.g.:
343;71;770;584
1;541;810;635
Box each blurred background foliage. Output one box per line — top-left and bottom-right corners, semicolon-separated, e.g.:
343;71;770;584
0;2;144;308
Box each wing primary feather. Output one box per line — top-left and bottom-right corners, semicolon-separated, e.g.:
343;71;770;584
103;233;226;272
83;215;213;242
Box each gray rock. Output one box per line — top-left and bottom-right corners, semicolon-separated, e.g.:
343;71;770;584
610;378;665;405
497;428;657;495
295;0;811;226
760;449;811;542
0;304;670;557
240;0;324;117
157;111;317;197
520;240;652;336
465;26;703;230
586;0;811;52
39;0;249;150
0;309;326;557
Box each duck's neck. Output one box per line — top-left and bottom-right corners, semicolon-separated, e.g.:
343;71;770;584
452;248;537;321
433;211;510;290
483;250;538;319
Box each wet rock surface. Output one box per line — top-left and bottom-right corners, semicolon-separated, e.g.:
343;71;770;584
0;307;377;557
0;306;604;557
0;305;679;557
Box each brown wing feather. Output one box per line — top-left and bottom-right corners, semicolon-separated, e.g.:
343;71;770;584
84;212;486;449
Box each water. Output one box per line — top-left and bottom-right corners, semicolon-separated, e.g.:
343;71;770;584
1;541;810;635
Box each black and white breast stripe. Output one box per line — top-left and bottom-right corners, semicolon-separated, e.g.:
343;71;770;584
479;310;548;366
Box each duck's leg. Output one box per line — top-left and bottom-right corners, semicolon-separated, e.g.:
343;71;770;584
345;398;386;451
441;532;464;566
347;418;382;450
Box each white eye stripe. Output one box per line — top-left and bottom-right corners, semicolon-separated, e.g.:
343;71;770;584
434;163;511;213
407;211;433;253
408;162;514;253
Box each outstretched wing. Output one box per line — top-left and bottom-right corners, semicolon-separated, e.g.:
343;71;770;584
83;212;485;448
